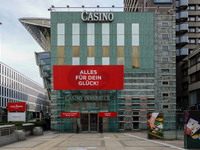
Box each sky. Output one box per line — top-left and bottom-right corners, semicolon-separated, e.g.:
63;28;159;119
0;0;123;86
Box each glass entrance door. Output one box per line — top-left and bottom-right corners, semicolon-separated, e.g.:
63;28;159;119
90;113;97;131
81;113;89;131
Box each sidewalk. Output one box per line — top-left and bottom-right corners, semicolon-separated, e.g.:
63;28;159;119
0;131;186;150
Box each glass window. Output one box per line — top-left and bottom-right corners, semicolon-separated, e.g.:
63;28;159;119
57;46;65;57
57;23;65;34
72;35;80;46
199;39;200;43
188;16;195;21
57;35;65;46
117;57;124;65
132;58;139;68
132;35;139;46
102;47;109;57
132;24;139;34
189;27;195;32
162;81;168;85
87;35;94;46
198;17;200;21
191;74;196;82
87;57;95;65
162;58;168;61
117;47;124;57
189;38;196;43
117;35;124;46
162;69;169;73
72;23;80;34
72;57;80;65
162;22;168;26
87;23;94;35
198;5;200;10
132;46;139;57
117;23;124;34
198;28;200;32
197;56;200;62
188;5;195;10
162;34;168;38
102;35;109;46
87;47;95;57
57;58;65;65
162;46;168;50
102;23;109;34
72;47;80;57
102;57;110;65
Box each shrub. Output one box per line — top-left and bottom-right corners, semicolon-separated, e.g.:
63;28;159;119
15;122;23;126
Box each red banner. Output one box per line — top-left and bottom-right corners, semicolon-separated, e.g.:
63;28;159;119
7;102;26;111
98;112;117;117
53;65;124;90
61;112;80;117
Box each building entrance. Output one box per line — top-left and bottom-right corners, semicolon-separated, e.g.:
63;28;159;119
80;113;98;132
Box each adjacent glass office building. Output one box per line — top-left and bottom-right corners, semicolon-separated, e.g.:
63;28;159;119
20;9;176;132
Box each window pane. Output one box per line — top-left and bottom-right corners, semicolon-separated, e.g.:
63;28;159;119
72;35;80;46
162;46;168;50
57;46;65;57
198;28;200;32
72;47;80;57
57;35;65;46
117;35;124;46
198;17;200;21
57;58;65;65
117;23;124;34
189;5;195;10
72;57;80;65
102;35;109;46
162;34;168;38
87;35;94;46
57;23;65;34
132;35;139;46
102;57;110;65
132;46;139;57
117;46;124;57
102;46;109;57
102;23;109;34
132;58;139;68
199;39;200;43
87;57;95;65
162;23;168;26
162;58;168;61
189;28;195;32
132;24;139;34
72;23;79;34
117;57;124;65
87;23;94;34
87;47;95;57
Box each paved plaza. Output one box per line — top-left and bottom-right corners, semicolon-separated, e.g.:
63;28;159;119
0;131;186;150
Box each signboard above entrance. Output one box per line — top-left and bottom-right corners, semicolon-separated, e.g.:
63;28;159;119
7;102;26;111
61;112;80;117
98;112;117;117
53;65;124;90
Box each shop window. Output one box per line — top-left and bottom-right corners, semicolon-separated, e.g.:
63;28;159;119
162;46;168;50
162;22;168;26
133;123;139;129
87;46;95;57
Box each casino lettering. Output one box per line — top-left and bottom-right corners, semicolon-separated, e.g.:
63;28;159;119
81;11;114;22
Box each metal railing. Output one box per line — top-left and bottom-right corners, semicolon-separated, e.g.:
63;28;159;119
0;125;16;137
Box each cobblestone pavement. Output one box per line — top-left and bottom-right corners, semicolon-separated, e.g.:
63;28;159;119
0;131;186;150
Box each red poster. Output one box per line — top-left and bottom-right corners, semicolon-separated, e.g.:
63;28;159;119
53;65;124;90
7;102;26;111
98;112;117;117
61;112;80;117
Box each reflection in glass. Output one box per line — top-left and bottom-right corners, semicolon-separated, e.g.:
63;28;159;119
57;58;65;65
117;46;124;57
87;35;94;46
117;35;124;46
72;47;80;57
117;23;124;34
87;23;94;34
117;57;124;65
72;57;80;65
87;47;95;57
87;57;95;65
102;35;109;46
102;57;110;65
132;58;139;68
132;24;139;34
57;23;65;34
72;23;80;34
132;35;139;46
72;35;80;46
102;23;109;34
102;46;109;57
132;46;139;57
57;35;65;46
57;46;65;57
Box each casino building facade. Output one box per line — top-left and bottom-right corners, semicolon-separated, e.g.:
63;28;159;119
20;8;176;132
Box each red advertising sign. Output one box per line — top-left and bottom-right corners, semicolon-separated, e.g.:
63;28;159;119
7;102;26;111
98;112;117;117
53;65;124;90
61;112;80;117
